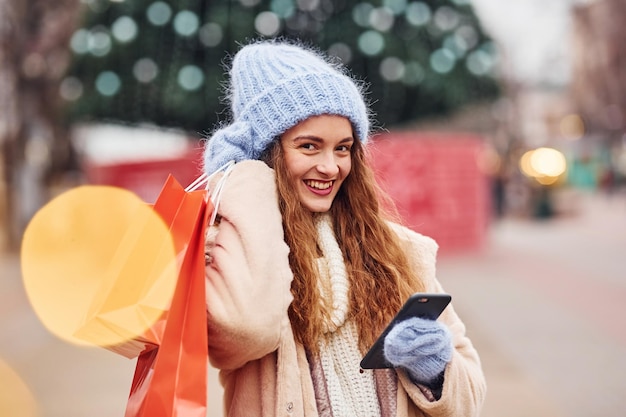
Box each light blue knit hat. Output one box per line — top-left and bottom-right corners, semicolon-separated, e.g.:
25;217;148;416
204;40;370;176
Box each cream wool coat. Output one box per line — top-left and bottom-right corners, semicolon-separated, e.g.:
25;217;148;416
205;161;486;417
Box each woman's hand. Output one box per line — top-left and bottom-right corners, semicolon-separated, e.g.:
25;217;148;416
383;317;452;385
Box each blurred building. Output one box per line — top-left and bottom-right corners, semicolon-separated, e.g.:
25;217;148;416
570;0;625;136
483;0;626;218
569;0;626;190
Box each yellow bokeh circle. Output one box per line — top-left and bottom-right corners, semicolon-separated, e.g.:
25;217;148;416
21;186;177;348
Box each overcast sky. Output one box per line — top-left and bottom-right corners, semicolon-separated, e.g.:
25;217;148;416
469;0;593;85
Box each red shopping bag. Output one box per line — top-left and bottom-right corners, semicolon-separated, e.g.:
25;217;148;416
124;174;211;417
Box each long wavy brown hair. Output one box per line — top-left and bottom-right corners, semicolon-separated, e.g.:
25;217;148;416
262;137;425;355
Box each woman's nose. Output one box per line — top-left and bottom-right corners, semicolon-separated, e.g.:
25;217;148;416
316;152;339;176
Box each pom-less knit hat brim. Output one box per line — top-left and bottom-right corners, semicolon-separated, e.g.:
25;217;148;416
204;40;370;176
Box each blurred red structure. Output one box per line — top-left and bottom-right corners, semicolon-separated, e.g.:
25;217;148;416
83;147;205;203
369;132;491;254
83;132;491;252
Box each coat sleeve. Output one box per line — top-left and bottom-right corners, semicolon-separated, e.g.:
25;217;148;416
390;224;487;417
205;160;294;371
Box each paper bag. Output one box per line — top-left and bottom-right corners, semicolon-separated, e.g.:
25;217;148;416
124;174;211;417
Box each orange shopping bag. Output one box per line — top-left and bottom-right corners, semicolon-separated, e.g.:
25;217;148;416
124;173;213;417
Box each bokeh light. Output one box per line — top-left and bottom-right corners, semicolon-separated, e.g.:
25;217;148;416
353;2;374;27
88;27;112;57
455;25;478;50
59;76;84;101
133;57;159;83
380;56;405;82
297;0;320;12
0;359;39;417
271;0;295;18
177;65;204;91
405;2;431;26
173;11;200;37
83;0;110;13
370;7;395;32
560;113;585;140
111;16;138;43
255;11;281;36
434;6;460;31
328;42;353;64
520;147;567;185
70;28;90;54
199;22;223;47
466;49;494;76
358;30;385;56
146;1;172;26
383;0;407;15
402;61;425;86
95;71;121;96
443;35;465;59
430;48;456;73
21;186;178;348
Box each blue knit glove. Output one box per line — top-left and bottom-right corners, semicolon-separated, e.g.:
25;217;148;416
383;317;452;385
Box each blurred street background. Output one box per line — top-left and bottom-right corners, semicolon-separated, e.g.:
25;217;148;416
2;190;625;417
2;0;626;416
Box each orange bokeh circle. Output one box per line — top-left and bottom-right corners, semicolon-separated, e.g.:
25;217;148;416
21;186;177;348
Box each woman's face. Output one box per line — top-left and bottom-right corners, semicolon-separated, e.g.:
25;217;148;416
280;114;354;213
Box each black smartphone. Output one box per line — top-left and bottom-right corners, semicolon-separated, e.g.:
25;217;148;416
360;293;451;369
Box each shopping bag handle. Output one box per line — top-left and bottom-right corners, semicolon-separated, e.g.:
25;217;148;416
206;161;235;226
185;160;235;192
185;160;236;226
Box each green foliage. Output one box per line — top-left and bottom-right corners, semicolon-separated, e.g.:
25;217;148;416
63;0;500;134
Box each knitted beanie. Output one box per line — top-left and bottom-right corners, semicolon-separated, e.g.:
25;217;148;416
203;40;370;176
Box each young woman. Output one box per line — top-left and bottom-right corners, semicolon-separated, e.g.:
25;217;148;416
203;39;485;417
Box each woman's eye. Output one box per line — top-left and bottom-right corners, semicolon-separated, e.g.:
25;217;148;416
301;143;316;150
337;145;351;152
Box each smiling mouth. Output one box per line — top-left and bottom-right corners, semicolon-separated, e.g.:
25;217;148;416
304;180;333;190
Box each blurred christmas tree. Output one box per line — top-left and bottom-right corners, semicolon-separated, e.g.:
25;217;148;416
62;0;500;134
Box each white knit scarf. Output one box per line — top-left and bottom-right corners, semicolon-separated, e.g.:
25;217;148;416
315;214;381;417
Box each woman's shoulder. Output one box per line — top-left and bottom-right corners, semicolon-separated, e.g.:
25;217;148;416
388;222;438;255
387;222;439;274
